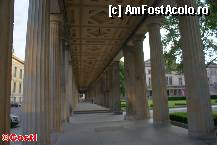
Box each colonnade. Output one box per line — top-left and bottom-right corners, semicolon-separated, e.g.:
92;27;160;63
21;1;79;144
0;0;216;145
87;61;121;114
0;1;14;145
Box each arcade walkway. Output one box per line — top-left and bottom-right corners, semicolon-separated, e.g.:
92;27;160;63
54;103;216;145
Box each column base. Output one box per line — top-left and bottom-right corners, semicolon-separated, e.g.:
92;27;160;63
113;111;122;115
153;121;170;128
188;130;216;140
50;130;62;145
126;115;148;120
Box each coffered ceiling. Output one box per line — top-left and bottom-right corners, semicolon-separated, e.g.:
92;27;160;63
64;0;147;90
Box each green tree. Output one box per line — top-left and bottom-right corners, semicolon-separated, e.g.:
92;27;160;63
119;61;125;97
162;0;217;72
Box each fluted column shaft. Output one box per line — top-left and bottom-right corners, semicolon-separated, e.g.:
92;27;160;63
106;68;112;108
124;46;137;118
23;0;50;145
64;51;73;121
109;66;114;109
133;35;149;119
71;70;78;109
177;0;215;138
111;61;121;114
0;1;14;145
60;47;66;123
124;37;149;120
62;48;70;122
49;14;62;132
148;23;169;125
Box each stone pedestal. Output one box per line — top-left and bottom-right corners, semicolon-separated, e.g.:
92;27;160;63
0;1;14;145
177;0;215;138
22;0;50;144
148;23;169;125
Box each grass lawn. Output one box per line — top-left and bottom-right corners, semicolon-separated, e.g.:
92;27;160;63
121;99;217;111
169;111;217;127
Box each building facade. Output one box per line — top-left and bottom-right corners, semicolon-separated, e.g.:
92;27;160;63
10;54;24;103
207;63;217;95
145;60;217;97
1;1;216;143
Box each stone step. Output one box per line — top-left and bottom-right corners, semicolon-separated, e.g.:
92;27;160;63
73;110;112;114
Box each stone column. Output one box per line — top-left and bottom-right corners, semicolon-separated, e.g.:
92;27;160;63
106;69;112;108
67;54;74;119
148;23;169;125
0;1;14;144
71;70;78;110
49;14;62;132
108;66;113;109
124;37;150;120
177;0;215;138
133;35;149;119
63;50;71;122
100;76;106;106
95;80;99;105
124;46;137;118
111;61;121;114
22;0;50;144
60;47;67;123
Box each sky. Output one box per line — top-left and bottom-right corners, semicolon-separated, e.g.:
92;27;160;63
13;0;29;60
13;0;151;61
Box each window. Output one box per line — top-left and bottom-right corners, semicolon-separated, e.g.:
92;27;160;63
178;89;182;96
174;90;177;96
148;77;151;86
148;69;151;74
166;77;168;85
167;90;170;96
14;67;17;77
20;69;23;79
150;90;152;96
19;83;22;93
13;82;16;93
169;76;173;85
179;78;183;86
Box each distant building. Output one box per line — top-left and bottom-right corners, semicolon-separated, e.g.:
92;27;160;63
11;54;24;103
145;60;217;97
207;63;217;95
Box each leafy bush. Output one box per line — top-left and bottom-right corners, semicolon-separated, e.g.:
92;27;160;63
174;103;186;106
169;112;188;124
168;96;216;101
170;112;217;127
211;95;217;99
168;96;186;101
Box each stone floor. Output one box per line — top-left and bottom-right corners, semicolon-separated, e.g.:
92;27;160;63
54;103;217;145
74;102;110;112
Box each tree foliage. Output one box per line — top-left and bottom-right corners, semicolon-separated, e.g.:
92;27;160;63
119;61;125;97
162;0;217;72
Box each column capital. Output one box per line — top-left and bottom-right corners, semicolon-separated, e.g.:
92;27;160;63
131;34;145;43
145;16;164;28
50;14;62;22
123;43;135;54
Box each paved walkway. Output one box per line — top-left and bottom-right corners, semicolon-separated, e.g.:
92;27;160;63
55;103;217;145
74;102;110;111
